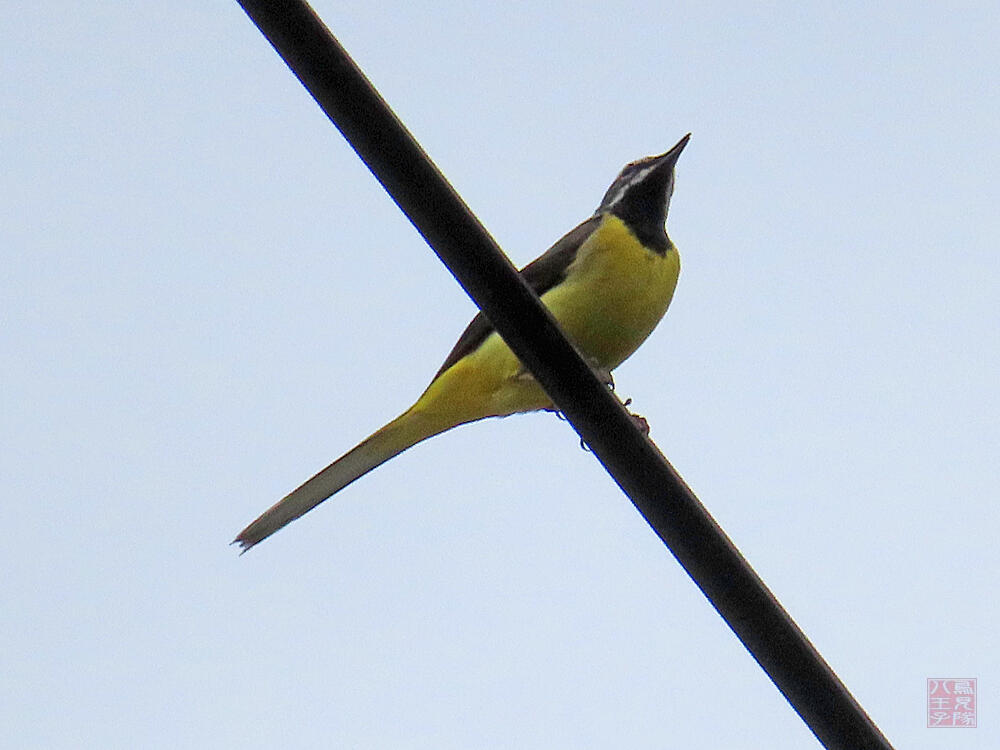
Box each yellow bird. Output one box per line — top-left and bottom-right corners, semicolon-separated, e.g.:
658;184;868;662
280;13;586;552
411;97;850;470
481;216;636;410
235;134;689;551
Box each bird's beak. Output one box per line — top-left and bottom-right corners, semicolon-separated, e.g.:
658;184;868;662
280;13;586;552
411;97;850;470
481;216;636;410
653;133;691;172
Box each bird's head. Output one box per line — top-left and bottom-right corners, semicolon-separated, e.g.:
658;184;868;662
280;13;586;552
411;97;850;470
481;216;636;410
596;133;690;239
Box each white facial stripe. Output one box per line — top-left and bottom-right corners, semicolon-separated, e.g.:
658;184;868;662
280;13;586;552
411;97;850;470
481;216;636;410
602;160;665;210
602;183;627;209
630;162;659;185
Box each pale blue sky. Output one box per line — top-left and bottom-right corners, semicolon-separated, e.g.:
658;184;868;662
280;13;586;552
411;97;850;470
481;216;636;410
3;2;998;747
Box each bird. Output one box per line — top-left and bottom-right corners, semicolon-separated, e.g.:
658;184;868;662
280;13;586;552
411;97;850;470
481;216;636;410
235;133;690;551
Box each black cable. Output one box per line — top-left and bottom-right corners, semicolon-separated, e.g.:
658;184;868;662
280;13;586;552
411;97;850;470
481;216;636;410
234;2;894;748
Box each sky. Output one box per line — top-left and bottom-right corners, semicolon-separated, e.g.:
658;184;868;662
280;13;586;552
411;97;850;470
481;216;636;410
3;2;998;748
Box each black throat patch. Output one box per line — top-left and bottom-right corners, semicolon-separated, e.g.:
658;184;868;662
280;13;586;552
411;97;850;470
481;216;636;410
610;203;671;256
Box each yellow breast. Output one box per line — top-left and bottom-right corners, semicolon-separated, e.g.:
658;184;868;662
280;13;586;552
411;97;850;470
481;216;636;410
540;213;680;370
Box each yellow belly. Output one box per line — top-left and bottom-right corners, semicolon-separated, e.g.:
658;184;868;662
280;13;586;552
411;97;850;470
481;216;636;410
413;214;679;423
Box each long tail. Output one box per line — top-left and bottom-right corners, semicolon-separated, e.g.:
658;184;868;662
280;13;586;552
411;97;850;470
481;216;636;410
234;407;454;552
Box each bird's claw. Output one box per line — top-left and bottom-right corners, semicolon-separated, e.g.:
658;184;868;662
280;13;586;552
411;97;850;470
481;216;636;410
577;397;650;451
622;398;650;435
590;363;615;390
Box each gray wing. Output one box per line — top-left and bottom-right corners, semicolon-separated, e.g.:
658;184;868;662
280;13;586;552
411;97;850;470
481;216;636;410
431;214;601;379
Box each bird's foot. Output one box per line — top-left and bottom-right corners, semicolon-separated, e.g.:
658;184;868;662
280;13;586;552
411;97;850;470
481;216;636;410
589;362;615;390
577;398;650;451
622;397;650;435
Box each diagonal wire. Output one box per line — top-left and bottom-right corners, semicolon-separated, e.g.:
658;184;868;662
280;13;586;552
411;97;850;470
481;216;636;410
233;2;895;748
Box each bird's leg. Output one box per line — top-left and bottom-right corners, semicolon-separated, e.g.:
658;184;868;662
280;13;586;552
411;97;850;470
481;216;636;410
551;363;644;448
589;362;615;391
